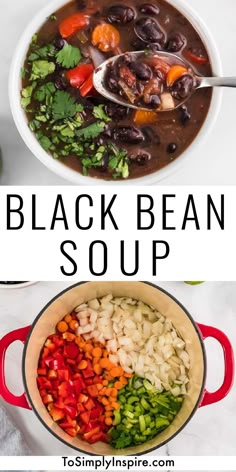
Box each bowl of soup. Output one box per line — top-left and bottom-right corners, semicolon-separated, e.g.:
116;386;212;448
9;0;222;184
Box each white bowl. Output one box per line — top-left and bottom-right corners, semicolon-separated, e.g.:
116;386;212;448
9;0;223;186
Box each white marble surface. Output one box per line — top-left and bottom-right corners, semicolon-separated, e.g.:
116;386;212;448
1;0;236;185
0;281;235;458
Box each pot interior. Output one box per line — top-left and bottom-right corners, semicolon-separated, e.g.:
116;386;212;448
24;282;205;455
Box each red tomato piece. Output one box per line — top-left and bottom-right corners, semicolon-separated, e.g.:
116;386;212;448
59;13;89;39
80;73;95;97
66;64;94;89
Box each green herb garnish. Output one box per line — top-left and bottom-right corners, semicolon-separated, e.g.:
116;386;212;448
30;60;55;81
52;91;83;121
56;44;81;69
92;105;111;123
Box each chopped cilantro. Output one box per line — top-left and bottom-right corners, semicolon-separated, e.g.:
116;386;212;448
93;105;111;123
21;83;36;109
30;60;55;81
34;82;56;102
36;132;55;152
56;44;81;69
76;122;106;140
21;67;28;79
52;91;82;121
28;44;56;62
48;14;57;21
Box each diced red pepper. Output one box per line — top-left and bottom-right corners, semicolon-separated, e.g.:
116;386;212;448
63;405;77;419
45;340;57;352
58;381;74;398
64;342;79;359
66;63;94;89
48;369;57;380
59;13;89;39
37;377;52;390
90;407;103;420
84;378;93;386
65;427;78;437
78;393;89;403
83;426;100;441
80;411;91;424
54;398;65;409
57;369;70;381
42;347;50;359
87;432;107;444
50;407;65;422
64;395;77;406
84;398;95;411
42;394;53;405
82;360;94;379
73;378;84;395
77;403;85;413
87;385;98;398
185;49;208;64
50;380;59;389
37;368;47;376
80;73;95;97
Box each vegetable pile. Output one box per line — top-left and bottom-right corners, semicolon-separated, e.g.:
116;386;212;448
37;294;189;448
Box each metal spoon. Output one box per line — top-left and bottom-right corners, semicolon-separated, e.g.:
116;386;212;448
93;50;236;111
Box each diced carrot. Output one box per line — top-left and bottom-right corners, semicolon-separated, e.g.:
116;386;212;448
93;356;100;366
85;352;92;360
134;110;158;126
100;358;111;369
124;373;133;378
111;402;120;410
105;410;113;417
102;380;108;386
92;347;103;358
92;23;120;52
114;381;123;390
110;366;124;378
101;398;109;406
166;65;187;87
84;343;93;352
78;360;88;370
62;332;76;342
75;336;81;346
64;314;72;323
94;364;103;375
69;320;79;331
57;321;68;333
96;383;103;391
105;404;113;411
105;388;112;396
110;388;118;397
105;417;113;426
103;350;109;358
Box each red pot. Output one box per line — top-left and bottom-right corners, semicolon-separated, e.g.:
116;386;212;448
0;282;234;455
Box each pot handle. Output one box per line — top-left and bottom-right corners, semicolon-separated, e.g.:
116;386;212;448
0;326;32;409
197;323;235;407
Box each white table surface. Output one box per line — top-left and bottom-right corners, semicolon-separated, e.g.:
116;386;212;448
1;0;236;185
0;281;235;459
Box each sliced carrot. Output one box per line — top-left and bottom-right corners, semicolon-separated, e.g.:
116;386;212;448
69;320;79;331
85;352;92;360
64;314;72;323
105;404;113;411
78;360;88;370
92;347;103;358
110;366;124;378
94;364;103;375
62;332;76;341
92;23;120;52
96;383;103;391
105;388;112;396
111;402;120;410
166;65;187;87
105;410;113;417
120;376;128;385
93;356;100;366
103;350;109;358
102;379;108;386
124;373;133;378
105;417;113;426
110;388;118;397
84;343;93;352
134;110;158;126
100;358;111;369
101;398;109;406
57;321;68;333
114;381;123;390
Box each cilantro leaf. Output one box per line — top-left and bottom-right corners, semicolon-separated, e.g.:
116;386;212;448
52;91;79;120
21;83;36;109
76;122;106;140
30;60;55;81
28;44;56;61
36;132;55;152
34;82;56;102
56;44;81;69
93;105;111;123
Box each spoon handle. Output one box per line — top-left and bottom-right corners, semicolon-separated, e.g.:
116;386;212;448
198;76;236;88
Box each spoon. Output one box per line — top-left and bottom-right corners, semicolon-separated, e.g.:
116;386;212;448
93;50;236;112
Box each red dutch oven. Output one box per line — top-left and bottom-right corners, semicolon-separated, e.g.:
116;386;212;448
0;282;234;455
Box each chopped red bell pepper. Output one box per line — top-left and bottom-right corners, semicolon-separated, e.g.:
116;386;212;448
50;407;65;422
65;427;78;437
84;398;95;411
63;405;77;419
90;407;103;420
82;360;94;378
66;63;94;89
77;403;85;413
58;381;74;398
37;368;47;376
78;393;89;403
42;394;53;405
64;342;79;359
80;73;95;97
57;369;70;381
54;398;65;409
87;385;98;398
48;369;58;380
86;431;108;444
64;395;77;406
59;13;89;39
73;378;84;395
80;411;91;424
83;426;100;441
185;49;208;64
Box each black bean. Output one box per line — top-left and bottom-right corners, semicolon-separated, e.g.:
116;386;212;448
55;75;67;90
53;38;67;50
130;61;152;81
129;150;152;165
113;126;145;144
131;37;147;50
167;143;178;153
167;33;185;52
107;5;135;24
142;126;161;145
171;74;194;100
106;103;129;120
148;94;161;107
135;17;165;43
139;3;160;15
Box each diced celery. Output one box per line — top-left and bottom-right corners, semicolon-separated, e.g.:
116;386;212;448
139;415;146;432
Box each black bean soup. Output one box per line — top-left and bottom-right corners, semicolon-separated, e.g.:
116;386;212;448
21;0;212;180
